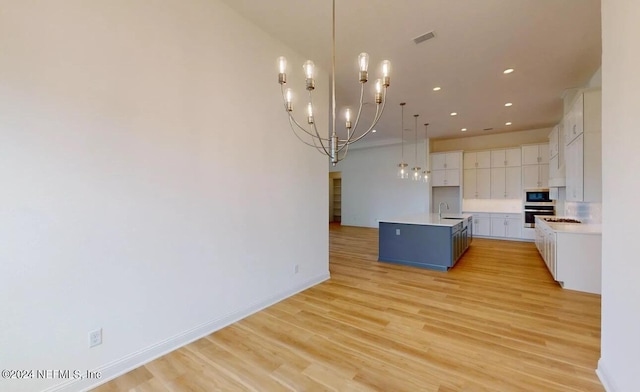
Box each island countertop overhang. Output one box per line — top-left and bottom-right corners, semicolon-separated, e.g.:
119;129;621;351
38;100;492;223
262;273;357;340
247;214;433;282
378;213;473;227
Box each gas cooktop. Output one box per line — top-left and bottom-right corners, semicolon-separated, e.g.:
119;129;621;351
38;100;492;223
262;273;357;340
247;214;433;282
543;217;582;223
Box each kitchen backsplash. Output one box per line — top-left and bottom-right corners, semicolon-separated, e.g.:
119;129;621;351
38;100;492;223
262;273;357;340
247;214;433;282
564;202;602;224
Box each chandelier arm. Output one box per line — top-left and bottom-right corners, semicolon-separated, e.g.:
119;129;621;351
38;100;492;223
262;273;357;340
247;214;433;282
338;86;387;146
287;116;331;153
349;83;366;137
309;114;333;157
338;89;387;147
281;85;330;141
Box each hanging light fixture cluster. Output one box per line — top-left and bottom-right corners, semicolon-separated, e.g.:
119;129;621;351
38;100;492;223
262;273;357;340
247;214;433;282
397;104;429;182
277;0;391;166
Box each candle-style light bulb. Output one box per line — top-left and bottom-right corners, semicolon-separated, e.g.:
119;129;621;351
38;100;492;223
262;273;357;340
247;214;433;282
345;108;352;129
358;53;369;72
277;56;287;84
358;53;369;83
303;60;315;90
285;88;293;111
278;56;287;73
381;60;391;87
374;79;383;104
303;60;315;79
307;102;314;124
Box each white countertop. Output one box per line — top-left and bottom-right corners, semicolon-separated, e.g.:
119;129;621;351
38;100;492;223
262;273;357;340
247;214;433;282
379;213;473;227
536;216;602;234
463;210;522;215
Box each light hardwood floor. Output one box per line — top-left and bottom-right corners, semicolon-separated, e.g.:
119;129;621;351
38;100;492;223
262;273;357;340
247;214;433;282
94;224;603;391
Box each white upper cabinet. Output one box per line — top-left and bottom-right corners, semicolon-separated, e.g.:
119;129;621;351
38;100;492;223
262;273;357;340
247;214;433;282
565;89;601;202
490;148;521;167
548;121;566;187
522;144;549;165
565;93;585;146
431;151;462;187
431;152;461;171
463;151;491;169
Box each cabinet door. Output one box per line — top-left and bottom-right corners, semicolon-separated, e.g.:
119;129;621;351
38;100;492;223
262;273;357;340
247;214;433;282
490;150;506;167
431;169;446;187
476;151;491;169
490;167;506;198
505;148;522;167
539;164;549;188
574;135;584;201
445;152;461;170
505;167;522;199
522;145;540;165
431;153;447;171
445;169;460;186
549;126;559;158
474;216;492;236
538;144;550;164
522;165;539;189
476;168;491;199
490;217;506;237
463;153;477;170
549;154;560;183
505;217;522;238
463;169;477;198
565;135;584;201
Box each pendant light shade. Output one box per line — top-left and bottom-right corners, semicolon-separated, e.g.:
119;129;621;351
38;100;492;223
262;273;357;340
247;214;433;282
422;123;430;183
411;114;422;181
397;103;409;179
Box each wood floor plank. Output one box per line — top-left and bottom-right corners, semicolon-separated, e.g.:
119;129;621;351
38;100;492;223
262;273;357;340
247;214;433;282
93;224;603;391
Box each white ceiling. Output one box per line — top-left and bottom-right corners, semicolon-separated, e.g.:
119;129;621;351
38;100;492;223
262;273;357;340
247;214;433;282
220;0;601;143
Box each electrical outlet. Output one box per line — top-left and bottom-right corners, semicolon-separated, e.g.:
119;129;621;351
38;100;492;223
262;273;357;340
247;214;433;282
396;229;401;235
89;328;102;348
294;264;299;274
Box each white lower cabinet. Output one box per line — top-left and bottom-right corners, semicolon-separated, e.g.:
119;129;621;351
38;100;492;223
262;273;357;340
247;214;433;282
489;213;522;239
534;217;601;294
471;213;491;237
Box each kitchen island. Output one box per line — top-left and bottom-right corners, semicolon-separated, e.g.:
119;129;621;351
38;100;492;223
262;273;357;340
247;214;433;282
378;213;473;271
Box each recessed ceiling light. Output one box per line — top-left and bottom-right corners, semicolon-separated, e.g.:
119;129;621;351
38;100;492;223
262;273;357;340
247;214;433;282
461;128;467;132
505;122;512;126
372;129;377;133
450;112;457;116
505;102;513;107
433;87;441;91
503;68;514;74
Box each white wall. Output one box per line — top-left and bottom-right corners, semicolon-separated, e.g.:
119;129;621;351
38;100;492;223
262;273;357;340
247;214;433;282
598;1;640;391
330;143;430;228
0;1;329;391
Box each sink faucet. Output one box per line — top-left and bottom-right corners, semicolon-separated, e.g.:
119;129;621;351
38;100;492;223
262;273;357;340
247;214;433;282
438;202;449;218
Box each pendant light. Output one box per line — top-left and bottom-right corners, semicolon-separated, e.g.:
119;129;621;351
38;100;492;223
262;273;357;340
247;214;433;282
422;123;430;183
411;114;421;181
397;102;409;179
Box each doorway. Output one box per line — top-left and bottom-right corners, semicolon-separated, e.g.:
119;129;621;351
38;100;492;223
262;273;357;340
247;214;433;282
329;172;342;223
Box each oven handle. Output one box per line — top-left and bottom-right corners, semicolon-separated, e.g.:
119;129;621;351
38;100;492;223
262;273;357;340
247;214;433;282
524;209;555;213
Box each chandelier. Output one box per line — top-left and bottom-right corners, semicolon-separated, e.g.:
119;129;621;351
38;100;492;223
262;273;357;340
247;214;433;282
277;0;391;166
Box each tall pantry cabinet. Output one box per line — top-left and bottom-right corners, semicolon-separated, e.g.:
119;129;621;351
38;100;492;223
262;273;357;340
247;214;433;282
564;89;602;202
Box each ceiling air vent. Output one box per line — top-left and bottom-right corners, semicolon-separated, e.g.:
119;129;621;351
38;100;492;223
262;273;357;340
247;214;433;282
483;128;494;131
413;31;436;45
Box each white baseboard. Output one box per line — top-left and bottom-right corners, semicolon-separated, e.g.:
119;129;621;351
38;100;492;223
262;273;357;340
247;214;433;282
43;272;330;392
596;359;617;392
